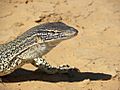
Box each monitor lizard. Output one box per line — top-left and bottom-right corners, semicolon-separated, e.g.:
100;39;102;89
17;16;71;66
0;22;79;78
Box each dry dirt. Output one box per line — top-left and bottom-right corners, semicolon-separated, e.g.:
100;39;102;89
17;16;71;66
0;0;120;90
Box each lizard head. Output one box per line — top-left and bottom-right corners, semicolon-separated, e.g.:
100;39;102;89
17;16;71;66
37;22;78;42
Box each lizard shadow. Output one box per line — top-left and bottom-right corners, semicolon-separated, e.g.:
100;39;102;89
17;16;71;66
1;68;112;83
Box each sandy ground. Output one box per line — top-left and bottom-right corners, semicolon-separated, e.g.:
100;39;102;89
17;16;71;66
0;0;120;90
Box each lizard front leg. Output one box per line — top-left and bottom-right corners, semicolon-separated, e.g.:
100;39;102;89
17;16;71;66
31;57;79;74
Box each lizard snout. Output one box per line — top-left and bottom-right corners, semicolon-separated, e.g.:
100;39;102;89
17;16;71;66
64;28;78;37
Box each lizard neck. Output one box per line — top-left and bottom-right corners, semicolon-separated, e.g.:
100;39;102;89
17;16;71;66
41;40;61;56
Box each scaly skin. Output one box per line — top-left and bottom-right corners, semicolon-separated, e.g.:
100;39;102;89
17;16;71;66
0;22;79;77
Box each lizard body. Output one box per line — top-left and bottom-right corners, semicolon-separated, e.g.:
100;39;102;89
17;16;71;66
0;22;79;76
